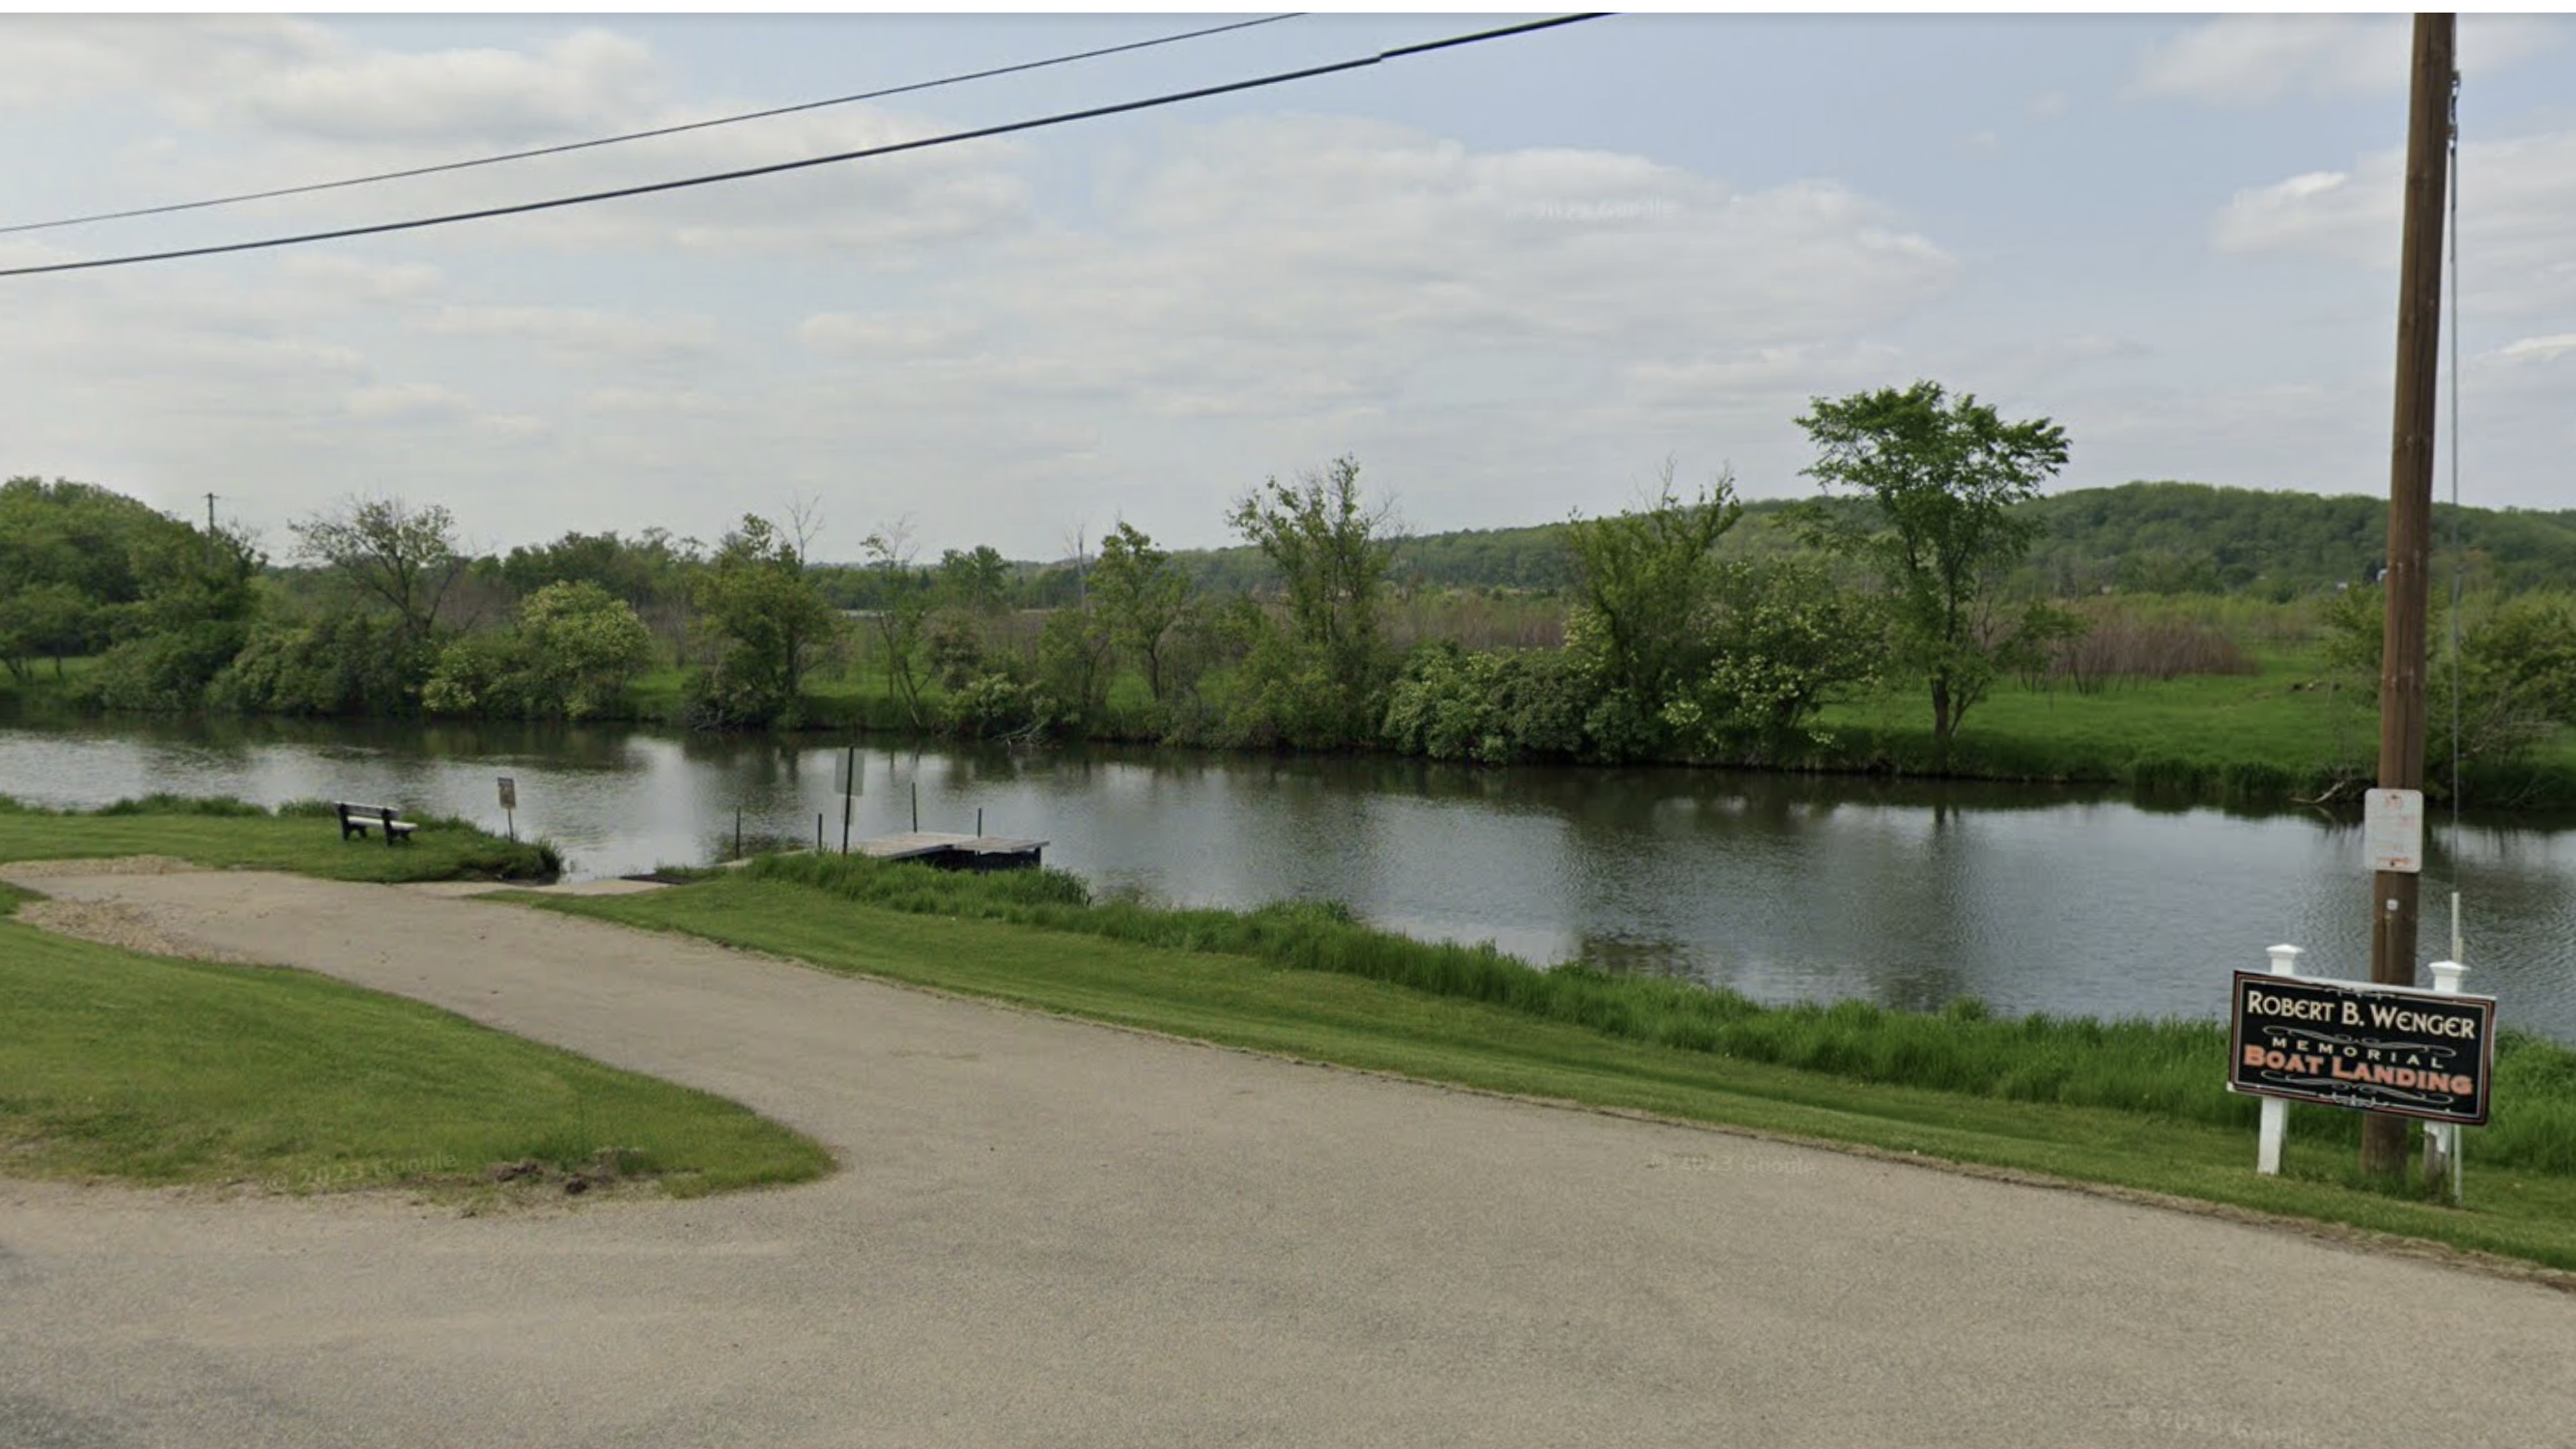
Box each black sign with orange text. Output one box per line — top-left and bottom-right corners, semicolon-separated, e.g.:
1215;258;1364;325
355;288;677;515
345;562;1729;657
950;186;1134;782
2229;971;2496;1125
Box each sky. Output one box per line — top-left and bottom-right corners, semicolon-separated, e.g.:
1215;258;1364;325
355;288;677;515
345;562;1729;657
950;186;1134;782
1;9;2570;565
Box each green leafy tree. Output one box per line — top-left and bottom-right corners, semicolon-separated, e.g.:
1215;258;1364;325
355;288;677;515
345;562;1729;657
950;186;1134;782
1560;464;1742;756
1090;521;1191;703
1665;560;1885;762
424;582;655;721
0;476;186;680
1035;605;1114;734
83;517;266;710
0;582;90;684
686;514;837;727
1796;382;2078;771
290;497;466;649
1381;641;1591;763
494;527;699;650
215;611;431;717
1227;455;1393;661
937;545;1013;616
861;525;935;728
1223;455;1398;747
2321;584;2576;799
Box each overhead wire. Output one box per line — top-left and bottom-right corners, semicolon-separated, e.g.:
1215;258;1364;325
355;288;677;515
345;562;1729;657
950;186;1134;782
0;14;1604;279
0;14;1303;238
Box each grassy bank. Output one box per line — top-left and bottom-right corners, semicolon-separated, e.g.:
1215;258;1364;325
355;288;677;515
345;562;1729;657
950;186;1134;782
1804;646;2576;808
26;634;2576;810
0;801;830;1198
0;794;561;882
530;856;2576;1272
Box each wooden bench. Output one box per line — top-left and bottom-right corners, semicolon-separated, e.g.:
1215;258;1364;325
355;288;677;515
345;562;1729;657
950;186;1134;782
335;802;419;845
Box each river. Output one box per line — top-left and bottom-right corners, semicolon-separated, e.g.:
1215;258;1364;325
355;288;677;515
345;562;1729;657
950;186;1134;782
5;713;2571;1042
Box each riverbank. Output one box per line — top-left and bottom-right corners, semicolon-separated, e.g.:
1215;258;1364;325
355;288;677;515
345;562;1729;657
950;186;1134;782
7;799;2576;1268
533;849;2576;1272
19;641;2572;811
0;792;564;882
17;865;2574;1449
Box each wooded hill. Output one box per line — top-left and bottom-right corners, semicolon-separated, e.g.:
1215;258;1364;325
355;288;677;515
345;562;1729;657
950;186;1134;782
1167;481;2576;600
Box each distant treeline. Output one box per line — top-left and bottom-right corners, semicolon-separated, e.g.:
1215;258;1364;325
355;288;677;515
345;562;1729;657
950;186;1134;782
1154;482;2576;602
9;396;2574;803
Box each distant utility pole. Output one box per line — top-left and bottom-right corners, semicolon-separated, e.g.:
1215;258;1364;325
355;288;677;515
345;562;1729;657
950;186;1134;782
2364;12;2454;1180
205;493;218;569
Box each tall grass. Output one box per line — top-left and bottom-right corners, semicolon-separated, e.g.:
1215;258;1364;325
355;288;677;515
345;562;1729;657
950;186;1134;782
2050;601;2258;694
1386;590;1566;652
743;853;2576;1176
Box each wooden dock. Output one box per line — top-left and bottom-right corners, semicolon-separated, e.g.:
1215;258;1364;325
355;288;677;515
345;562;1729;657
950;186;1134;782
857;833;1049;872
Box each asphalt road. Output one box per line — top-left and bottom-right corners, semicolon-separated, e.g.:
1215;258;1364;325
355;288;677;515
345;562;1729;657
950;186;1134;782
4;865;2571;1448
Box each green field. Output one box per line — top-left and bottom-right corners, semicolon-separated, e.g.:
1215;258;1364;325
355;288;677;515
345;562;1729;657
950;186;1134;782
1805;642;2576;808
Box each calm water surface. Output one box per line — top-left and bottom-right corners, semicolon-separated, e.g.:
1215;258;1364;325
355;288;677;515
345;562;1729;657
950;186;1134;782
5;714;2572;1042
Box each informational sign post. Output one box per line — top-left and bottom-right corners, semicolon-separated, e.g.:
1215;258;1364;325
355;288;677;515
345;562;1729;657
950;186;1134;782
2228;970;2495;1126
496;776;517;841
2364;787;2425;873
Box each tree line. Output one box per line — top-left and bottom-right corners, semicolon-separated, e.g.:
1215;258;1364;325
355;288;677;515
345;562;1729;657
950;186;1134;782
10;381;2575;788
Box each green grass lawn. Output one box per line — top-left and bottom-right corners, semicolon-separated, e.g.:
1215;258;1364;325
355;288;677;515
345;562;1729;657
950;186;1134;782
531;864;2576;1274
0;802;830;1198
0;795;559;882
1809;644;2576;807
0;889;830;1197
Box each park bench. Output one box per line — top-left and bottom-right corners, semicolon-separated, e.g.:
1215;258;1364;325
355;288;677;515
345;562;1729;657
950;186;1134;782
335;802;419;845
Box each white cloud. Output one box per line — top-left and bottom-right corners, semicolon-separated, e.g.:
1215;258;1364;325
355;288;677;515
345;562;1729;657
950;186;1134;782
0;18;663;146
0;16;335;113
346;382;471;421
275;254;446;303
580;386;722;416
2488;333;2576;366
750;115;1964;535
2136;15;2563;105
3;16;1029;264
2212;130;2576;314
420;304;716;365
229;30;665;145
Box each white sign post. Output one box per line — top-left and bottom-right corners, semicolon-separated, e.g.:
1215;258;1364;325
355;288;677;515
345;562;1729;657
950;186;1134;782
496;776;517;841
2425;959;2468;1204
2255;945;2300;1176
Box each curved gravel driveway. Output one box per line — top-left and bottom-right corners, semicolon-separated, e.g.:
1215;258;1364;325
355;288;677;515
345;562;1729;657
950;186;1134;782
3;864;2571;1449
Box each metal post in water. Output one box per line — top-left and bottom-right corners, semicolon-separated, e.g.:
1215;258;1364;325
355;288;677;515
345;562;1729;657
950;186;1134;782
911;781;919;833
817;812;825;853
977;807;983;838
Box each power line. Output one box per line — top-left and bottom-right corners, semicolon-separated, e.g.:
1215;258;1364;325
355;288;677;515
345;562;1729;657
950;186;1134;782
0;14;1303;238
0;14;1602;280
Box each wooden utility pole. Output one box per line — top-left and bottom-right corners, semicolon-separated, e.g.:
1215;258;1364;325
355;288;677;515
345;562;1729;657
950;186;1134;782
2364;12;2454;1179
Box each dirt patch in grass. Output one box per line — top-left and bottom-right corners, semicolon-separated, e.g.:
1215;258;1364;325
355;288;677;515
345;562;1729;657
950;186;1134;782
15;896;254;963
2;855;201;878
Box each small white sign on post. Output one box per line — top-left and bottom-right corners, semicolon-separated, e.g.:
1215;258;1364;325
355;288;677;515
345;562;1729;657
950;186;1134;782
2364;787;2424;873
496;776;517;841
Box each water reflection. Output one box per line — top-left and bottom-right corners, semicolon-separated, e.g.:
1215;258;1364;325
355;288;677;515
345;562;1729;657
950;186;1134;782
4;717;2572;1042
